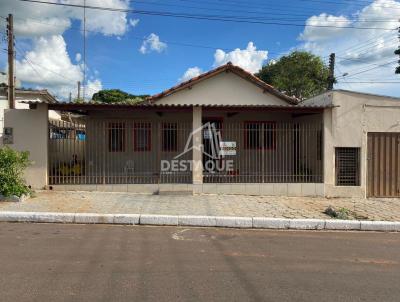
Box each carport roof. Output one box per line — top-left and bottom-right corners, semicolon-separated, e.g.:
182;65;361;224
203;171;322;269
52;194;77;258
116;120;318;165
21;101;333;111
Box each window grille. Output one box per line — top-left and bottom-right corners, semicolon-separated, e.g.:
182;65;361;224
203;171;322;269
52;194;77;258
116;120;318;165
133;122;151;151
335;147;360;186
108;122;125;152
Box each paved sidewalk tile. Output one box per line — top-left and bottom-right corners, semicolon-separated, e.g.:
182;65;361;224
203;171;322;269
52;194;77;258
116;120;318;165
0;191;400;221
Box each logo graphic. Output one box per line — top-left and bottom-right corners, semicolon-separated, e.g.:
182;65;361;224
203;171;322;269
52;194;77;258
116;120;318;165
160;122;235;173
174;122;221;160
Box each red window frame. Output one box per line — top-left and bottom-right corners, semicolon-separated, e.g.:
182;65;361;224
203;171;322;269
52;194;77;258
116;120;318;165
133;122;151;152
161;122;178;152
244;121;276;150
108;122;126;152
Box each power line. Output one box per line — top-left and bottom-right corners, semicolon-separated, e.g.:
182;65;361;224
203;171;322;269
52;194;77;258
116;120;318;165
337;59;398;79
175;0;400;13
18;0;398;31
113;0;400;22
0;15;287;56
337;81;400;83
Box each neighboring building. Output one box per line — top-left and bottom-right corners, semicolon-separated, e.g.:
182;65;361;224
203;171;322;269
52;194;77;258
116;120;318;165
0;88;60;145
3;63;400;198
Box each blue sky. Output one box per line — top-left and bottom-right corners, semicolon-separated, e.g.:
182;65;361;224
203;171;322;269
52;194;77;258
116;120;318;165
1;0;400;100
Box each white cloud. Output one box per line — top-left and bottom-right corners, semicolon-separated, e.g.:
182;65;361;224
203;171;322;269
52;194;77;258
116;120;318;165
15;35;101;99
298;0;400;96
85;79;103;97
299;13;351;42
139;33;167;54
75;53;82;62
179;67;203;82
129;19;140;27
0;0;132;37
14;18;72;37
83;0;131;36
213;42;268;73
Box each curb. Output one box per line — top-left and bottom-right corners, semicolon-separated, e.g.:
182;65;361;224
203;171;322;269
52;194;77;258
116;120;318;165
0;211;399;232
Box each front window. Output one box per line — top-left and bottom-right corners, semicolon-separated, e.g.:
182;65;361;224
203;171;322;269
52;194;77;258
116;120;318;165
108;122;125;152
335;147;360;186
133;122;151;151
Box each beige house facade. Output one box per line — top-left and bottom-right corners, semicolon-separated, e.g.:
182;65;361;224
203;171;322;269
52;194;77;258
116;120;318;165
3;63;400;198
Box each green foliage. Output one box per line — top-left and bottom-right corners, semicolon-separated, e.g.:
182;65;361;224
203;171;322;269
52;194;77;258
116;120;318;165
73;98;85;104
255;51;331;100
336;207;351;220
324;206;351;220
92;89;149;104
0;147;32;197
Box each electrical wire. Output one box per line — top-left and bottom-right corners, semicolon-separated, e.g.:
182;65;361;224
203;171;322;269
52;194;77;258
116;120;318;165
18;0;399;31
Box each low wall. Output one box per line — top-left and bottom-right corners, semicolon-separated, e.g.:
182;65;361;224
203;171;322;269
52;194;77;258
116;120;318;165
50;183;325;197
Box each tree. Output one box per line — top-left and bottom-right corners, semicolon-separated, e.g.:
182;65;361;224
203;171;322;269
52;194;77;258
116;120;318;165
255;51;331;100
91;89;149;104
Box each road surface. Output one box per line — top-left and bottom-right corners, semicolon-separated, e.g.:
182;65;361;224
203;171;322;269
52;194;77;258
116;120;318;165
0;223;399;301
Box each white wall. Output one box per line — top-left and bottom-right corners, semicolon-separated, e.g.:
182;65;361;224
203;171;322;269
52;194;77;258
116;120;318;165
156;72;290;106
0;92;60;147
322;91;400;197
3;104;49;189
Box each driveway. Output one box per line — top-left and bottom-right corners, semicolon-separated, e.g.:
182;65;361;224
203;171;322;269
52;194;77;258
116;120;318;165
1;191;400;221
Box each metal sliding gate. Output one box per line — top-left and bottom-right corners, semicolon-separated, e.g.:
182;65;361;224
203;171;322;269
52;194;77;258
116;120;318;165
48;119;192;185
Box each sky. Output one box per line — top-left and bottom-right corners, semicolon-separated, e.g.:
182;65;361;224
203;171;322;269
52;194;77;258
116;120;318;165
0;0;400;101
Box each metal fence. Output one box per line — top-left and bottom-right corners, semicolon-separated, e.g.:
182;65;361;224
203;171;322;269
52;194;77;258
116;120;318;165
49;119;323;185
48;119;192;185
202;121;323;183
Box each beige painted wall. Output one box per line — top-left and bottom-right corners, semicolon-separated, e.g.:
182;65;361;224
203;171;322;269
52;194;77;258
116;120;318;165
3;104;49;189
155;72;290;106
319;91;400;197
0;92;60;147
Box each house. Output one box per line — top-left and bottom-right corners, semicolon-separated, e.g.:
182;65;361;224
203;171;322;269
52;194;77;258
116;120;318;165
3;63;400;198
0;87;60;145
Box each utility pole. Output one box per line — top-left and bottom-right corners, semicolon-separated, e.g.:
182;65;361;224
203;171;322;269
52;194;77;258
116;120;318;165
77;81;81;99
69;92;72;102
82;0;86;101
327;53;335;91
6;14;15;109
395;22;400;74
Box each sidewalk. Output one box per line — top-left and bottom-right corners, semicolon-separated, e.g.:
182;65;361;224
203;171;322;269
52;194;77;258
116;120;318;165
1;191;400;221
1;191;400;231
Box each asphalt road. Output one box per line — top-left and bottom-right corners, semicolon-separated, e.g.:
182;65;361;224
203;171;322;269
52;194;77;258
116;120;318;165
0;223;399;302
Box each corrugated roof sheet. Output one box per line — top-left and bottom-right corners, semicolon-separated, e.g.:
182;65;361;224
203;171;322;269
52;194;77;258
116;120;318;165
21;100;332;109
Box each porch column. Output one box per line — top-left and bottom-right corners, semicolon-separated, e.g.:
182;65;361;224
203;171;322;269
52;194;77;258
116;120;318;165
192;106;203;184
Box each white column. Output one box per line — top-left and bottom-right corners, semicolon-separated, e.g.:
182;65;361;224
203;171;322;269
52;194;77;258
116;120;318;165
192;106;203;184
